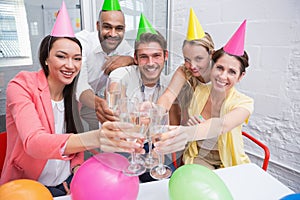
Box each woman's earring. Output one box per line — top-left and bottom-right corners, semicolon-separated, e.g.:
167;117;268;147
45;61;48;65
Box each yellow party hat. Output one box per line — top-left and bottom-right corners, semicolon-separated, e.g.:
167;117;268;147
186;8;205;41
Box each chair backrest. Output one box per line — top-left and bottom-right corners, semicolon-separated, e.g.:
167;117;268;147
172;152;179;169
242;131;270;171
0;131;7;176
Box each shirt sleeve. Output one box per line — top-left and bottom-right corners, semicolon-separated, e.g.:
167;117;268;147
75;30;94;100
60;141;68;158
109;67;128;82
76;59;94;101
232;93;254;115
230;92;254;124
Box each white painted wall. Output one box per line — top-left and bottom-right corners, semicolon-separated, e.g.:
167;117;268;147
168;0;300;192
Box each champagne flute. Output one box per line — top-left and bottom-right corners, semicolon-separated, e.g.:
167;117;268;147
118;98;146;176
149;105;172;180
106;77;123;111
138;103;154;168
128;92;153;166
140;102;159;169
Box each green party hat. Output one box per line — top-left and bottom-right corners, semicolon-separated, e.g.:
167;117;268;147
136;13;157;41
102;0;121;11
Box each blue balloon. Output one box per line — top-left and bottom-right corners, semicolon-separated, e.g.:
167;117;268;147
280;193;300;200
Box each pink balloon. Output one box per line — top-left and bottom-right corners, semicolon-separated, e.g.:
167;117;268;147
70;153;139;200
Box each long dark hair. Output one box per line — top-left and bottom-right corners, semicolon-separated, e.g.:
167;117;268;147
39;35;83;134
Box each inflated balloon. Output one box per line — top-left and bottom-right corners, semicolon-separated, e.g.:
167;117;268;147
71;152;139;200
169;164;233;200
280;193;300;200
0;179;53;200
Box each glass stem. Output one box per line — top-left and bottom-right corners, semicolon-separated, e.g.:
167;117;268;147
148;139;153;158
131;152;137;165
157;153;166;175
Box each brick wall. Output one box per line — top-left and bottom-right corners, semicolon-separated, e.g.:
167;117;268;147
169;0;300;192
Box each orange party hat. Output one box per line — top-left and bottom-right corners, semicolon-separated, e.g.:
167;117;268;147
223;20;247;56
51;1;74;37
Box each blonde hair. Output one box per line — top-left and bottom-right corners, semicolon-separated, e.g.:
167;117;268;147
182;32;215;89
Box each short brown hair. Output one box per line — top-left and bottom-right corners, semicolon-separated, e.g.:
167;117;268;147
134;31;167;56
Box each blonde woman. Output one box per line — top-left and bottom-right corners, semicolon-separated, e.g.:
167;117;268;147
157;33;215;124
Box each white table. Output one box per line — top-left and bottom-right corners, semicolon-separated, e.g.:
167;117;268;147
54;163;294;200
210;163;294;200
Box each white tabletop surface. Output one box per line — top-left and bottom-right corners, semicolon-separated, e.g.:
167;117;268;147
211;163;294;200
54;163;294;200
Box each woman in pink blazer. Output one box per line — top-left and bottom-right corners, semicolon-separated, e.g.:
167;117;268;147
1;35;144;197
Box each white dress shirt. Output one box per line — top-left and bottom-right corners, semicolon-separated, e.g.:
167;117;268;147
38;99;70;187
75;30;134;100
109;65;172;102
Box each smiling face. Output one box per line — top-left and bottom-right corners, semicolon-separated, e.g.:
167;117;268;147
134;42;168;87
210;53;245;93
97;10;125;54
46;38;82;89
182;42;211;81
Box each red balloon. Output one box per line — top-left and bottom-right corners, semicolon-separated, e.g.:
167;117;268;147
71;153;139;200
0;179;53;200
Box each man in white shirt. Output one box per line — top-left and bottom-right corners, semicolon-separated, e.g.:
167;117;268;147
109;13;181;126
109;30;180;182
76;1;134;130
109;31;170;106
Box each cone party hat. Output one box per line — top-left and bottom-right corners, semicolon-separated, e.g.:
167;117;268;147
136;13;157;41
223;20;247;56
186;8;205;41
102;0;121;11
50;1;74;37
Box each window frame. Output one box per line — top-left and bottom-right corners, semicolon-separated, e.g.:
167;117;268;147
0;0;32;67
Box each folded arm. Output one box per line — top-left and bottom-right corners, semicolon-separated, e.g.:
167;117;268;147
103;55;134;75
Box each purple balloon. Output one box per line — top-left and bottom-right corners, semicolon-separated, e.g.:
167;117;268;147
71;153;139;200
